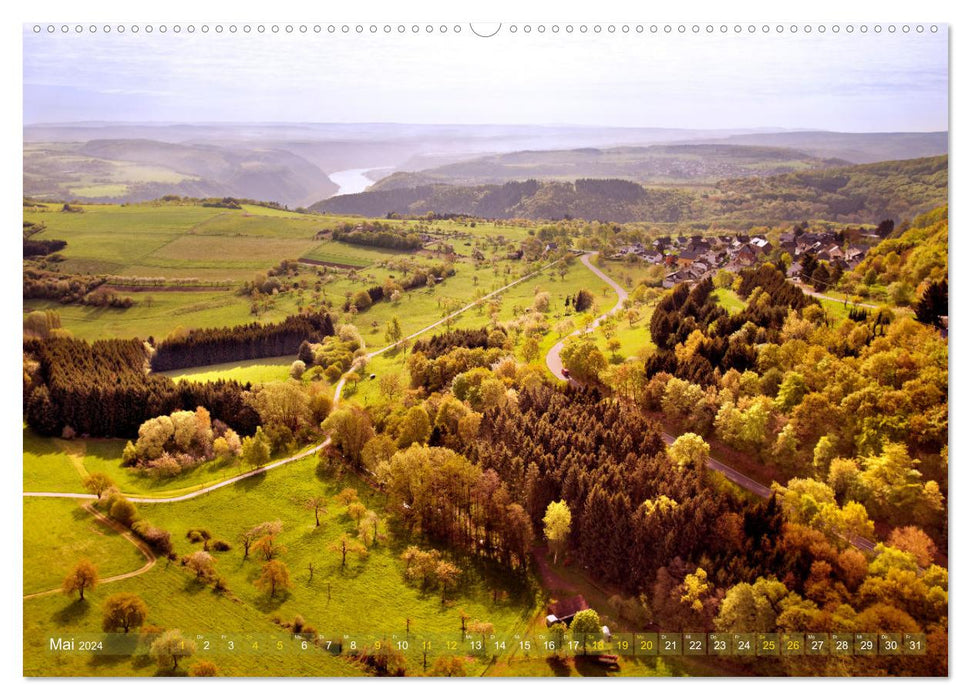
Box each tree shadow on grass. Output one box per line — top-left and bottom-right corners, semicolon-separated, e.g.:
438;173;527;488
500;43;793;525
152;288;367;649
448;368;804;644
131;653;155;670
232;470;267;493
253;590;291;614
573;655;612;677
87;640;138;670
182;577;210;594
71;505;92;521
52;599;89;625
153;667;190;677
545;656;572;677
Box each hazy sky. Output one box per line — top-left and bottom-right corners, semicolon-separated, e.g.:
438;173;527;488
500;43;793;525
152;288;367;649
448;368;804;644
23;25;948;131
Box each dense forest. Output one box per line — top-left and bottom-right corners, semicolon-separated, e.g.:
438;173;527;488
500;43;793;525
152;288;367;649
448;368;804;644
646;268;815;384
639;269;946;541
846;205;948;309
150;312;335;372
23;336;259;438
313;156;946;225
411;327;508;360
321;329;947;676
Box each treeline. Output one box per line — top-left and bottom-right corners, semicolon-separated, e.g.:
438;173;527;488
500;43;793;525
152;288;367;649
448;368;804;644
411;327;507;360
23;239;66;257
311;156;947;225
23;336;259;438
150;312;335;372
332;228;423;251
157;195;288;210
23;267;133;308
341;262;454;313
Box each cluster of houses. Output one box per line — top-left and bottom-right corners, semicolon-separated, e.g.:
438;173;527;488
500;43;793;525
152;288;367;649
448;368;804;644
611;229;875;288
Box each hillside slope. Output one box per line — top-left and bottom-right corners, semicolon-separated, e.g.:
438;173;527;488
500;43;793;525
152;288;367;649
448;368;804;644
24;139;338;207
370;144;845;190
313;155;948;225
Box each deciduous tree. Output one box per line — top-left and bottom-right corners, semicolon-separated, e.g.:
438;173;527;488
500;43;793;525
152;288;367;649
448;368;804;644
102;593;148;633
62;560;98;601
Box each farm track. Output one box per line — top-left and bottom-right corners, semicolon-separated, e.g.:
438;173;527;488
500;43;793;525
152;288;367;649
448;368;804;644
23;255;564;599
23;503;157;600
544;253;879;555
23;256;561;505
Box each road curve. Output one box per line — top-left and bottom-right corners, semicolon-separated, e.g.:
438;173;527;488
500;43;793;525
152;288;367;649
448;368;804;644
543;253;879;552
23;258;560;504
23;502;157;599
545;252;629;380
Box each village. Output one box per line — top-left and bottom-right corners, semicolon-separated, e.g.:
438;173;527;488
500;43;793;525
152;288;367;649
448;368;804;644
608;226;884;288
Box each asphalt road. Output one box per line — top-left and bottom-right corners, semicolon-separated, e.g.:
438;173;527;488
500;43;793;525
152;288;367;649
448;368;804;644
544;253;879;553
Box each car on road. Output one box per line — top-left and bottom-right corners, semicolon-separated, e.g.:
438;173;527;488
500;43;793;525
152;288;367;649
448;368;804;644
561;368;570;378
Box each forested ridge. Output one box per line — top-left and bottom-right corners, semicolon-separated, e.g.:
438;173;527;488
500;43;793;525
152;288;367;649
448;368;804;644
313;156;946;225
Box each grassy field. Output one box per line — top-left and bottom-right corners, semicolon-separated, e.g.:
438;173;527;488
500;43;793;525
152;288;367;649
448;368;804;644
714;287;746;313
23;498;146;594
23;429;276;498
159;356;297;385
25;290;303;342
23;455;543;676
25;203;550;342
23;562;357;676
23;429;87;492
302;240;398;268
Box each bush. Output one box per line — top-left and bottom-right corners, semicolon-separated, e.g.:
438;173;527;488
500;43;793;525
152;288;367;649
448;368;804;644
186;529;212;544
211;539;232;552
132;521;174;556
109;498;138;526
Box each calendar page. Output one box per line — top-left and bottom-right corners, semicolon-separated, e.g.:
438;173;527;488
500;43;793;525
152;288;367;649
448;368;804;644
21;19;948;679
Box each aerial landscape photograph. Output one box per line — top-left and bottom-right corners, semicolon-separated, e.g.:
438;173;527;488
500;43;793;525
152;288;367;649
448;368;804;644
19;19;949;680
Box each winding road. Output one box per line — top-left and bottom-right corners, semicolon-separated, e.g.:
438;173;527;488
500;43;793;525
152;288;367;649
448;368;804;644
23;256;572;596
24;257;562;506
24;251;878;599
543;254;878;553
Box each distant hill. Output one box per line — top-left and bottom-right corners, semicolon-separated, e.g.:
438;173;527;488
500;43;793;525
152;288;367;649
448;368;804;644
23;139;338;207
312;155;948;225
674;130;948;164
370;144;846;190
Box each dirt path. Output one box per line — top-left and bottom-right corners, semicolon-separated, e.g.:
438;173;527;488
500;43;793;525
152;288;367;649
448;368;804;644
23;502;157;600
23;258;559;504
530;545;575;594
365;256;563;360
59;439;89;480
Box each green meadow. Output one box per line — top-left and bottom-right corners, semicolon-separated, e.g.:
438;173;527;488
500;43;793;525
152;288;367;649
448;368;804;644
714;287;746;313
23;456;542;676
24;428;275;498
23;562;356;677
160;356;297;385
22;202;676;677
23;498;146;594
